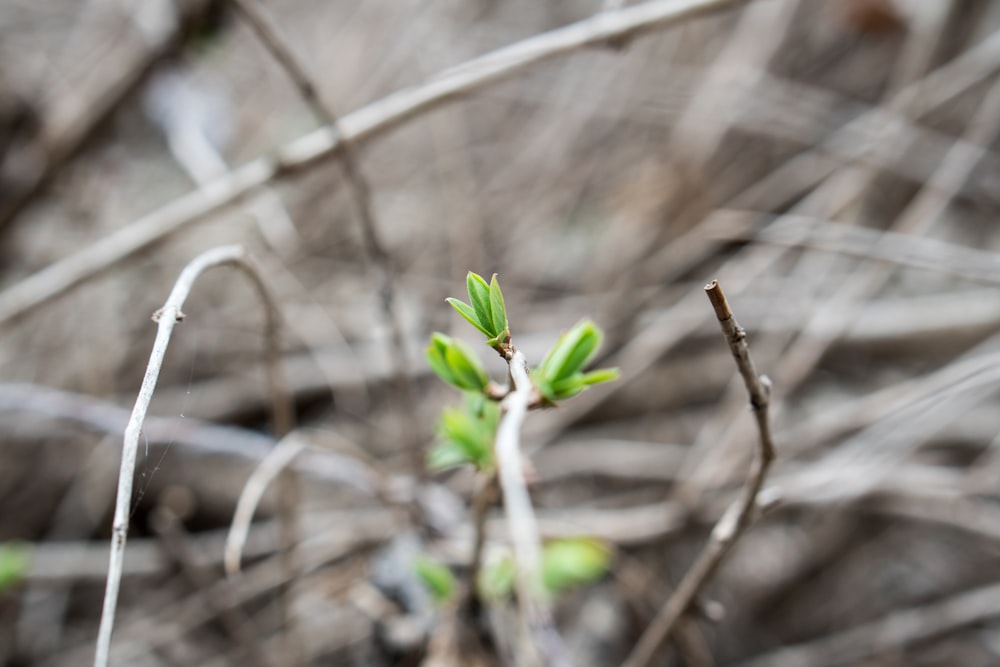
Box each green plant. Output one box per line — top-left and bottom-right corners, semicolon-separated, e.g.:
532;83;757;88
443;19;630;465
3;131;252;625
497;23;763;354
0;542;29;592
420;271;618;613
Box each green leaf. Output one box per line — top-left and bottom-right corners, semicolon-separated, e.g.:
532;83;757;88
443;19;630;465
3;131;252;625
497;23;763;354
547;375;586;400
467;272;493;334
580;367;620;386
542;538;611;594
478;555;516;600
427;440;471;471
415;556;457;603
557;321;601;379
444;338;489;391
446;297;492;337
539;321;591;383
441;408;487;463
0;543;29;591
488;274;508;339
437;404;494;470
426;333;457;386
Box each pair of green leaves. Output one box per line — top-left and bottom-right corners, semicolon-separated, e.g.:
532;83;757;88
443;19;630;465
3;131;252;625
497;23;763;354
446;273;510;350
533;320;620;401
427;394;498;472
415;538;612;604
427;333;489;393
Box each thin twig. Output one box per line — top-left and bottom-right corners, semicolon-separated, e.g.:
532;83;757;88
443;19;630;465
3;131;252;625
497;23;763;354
0;0;748;327
464;472;499;610
225;435;307;576
151;504;272;667
93;245;291;667
623;280;775;667
228;0;418;472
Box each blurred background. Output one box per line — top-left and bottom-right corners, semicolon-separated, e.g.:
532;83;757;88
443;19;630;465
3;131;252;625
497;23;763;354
2;0;1000;664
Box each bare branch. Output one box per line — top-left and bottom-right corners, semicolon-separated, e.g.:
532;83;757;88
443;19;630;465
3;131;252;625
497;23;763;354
94;245;291;667
225;435;307;576
623;280;775;667
228;0;418;470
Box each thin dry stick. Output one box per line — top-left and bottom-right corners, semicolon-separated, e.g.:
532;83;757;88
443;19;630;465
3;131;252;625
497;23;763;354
93;245;292;667
228;0;418;471
623;280;776;667
151;505;271;667
0;0;748;327
225;435;307;576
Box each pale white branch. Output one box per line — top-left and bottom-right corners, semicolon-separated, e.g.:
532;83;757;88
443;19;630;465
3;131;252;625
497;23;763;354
94;245;287;667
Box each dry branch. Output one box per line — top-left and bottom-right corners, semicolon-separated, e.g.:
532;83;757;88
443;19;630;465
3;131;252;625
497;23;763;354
0;0;748;327
94;245;291;667
623;280;775;667
225;435;307;576
228;0;418;471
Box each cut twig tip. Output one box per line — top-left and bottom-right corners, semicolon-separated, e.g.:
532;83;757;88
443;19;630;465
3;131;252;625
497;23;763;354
704;279;732;321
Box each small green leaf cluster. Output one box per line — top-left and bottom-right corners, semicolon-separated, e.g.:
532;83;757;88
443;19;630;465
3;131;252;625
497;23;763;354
533;320;620;401
446;272;510;350
0;543;28;591
427;394;499;472
426;333;489;393
477;538;612;600
426;272;618;472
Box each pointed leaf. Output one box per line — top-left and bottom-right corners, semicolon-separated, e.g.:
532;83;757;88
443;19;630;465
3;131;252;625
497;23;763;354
478;555;515;600
556;321;601;379
444;339;488;391
539;321;590;383
580;367;620;386
488;274;508;339
446;297;492;337
548;375;586;399
531;371;556;402
415;556;457;603
439;407;490;467
426;333;457;386
542;538;611;594
466;272;494;334
427;440;471;471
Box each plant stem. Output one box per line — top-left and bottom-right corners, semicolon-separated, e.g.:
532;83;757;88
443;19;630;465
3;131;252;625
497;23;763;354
623;280;776;667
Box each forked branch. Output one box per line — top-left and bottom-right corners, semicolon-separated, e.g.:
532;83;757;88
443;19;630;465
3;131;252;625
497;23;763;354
623;279;776;667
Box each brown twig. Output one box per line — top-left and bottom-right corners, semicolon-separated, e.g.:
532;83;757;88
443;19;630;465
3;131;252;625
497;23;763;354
228;0;419;474
623;280;775;667
94;245;292;667
151;501;272;667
